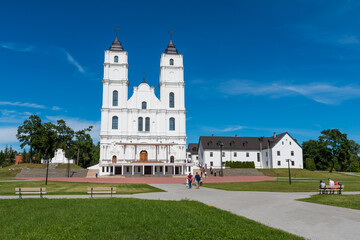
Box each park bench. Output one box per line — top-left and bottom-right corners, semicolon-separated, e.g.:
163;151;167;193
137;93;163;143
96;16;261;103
15;187;46;199
88;187;116;198
319;185;344;194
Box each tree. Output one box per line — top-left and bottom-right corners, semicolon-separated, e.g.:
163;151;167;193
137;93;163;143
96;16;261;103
74;126;93;166
305;158;316;171
54;120;74;150
16;115;43;163
302;140;331;170
319;129;350;172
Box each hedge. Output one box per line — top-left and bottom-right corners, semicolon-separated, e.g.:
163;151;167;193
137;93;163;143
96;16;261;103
225;161;255;168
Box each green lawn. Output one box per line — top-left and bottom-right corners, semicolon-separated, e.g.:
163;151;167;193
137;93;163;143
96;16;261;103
298;194;360;210
0;198;302;240
204;178;360;192
259;168;359;179
0;181;163;195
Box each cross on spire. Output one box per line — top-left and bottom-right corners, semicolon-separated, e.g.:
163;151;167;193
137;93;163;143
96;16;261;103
168;29;175;40
142;72;146;82
113;25;120;37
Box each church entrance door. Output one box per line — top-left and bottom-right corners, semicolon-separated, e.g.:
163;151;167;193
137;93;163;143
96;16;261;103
144;166;152;175
175;167;179;174
112;156;117;164
115;167;122;175
140;151;148;162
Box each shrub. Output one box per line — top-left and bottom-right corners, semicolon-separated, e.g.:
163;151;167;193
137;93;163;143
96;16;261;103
305;158;316;171
225;161;255;168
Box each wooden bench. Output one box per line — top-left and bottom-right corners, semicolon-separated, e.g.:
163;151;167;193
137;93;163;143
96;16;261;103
319;185;344;194
88;187;116;198
15;188;46;199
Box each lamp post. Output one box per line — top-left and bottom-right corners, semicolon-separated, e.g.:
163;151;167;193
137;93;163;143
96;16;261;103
219;142;224;177
67;141;70;178
286;159;291;185
45;154;49;185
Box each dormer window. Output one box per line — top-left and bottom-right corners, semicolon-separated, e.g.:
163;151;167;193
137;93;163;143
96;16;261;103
142;101;147;109
114;56;118;63
170;59;174;65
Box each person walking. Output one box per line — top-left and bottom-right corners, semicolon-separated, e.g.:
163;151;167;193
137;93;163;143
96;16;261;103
187;173;193;189
204;171;207;177
195;172;201;189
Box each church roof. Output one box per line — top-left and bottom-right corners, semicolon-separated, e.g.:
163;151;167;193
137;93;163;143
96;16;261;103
165;40;179;54
198;132;300;151
109;36;124;51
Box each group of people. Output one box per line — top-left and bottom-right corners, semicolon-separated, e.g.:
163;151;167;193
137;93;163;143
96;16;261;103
319;178;342;189
187;172;202;189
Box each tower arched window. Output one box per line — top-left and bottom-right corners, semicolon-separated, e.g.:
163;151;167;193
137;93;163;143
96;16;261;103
170;59;174;65
169;118;175;131
142;101;147;109
114;56;118;63
169;92;174;108
138;117;143;131
113;90;118;106
112;116;118;129
145;117;150;131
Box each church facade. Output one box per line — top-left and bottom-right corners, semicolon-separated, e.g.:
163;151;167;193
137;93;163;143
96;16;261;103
98;35;188;176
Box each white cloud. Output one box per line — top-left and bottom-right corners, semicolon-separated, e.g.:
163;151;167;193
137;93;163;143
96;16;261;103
46;115;100;142
219;80;360;105
52;106;62;111
0;101;47;109
58;48;85;73
0;42;35;52
0;127;18;144
203;125;244;133
0;109;32;123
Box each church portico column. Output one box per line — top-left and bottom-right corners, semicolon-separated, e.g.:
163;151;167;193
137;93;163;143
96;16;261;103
132;165;134;175
163;165;165;175
152;165;155;175
121;165;124;175
142;165;144;175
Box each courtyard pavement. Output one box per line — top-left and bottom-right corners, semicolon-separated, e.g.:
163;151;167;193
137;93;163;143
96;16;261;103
2;179;360;240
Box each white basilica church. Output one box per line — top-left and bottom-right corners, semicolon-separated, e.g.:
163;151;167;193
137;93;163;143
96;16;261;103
98;34;188;176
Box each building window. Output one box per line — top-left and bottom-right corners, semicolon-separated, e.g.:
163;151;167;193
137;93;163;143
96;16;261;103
196;156;199;160
277;161;281;166
257;153;260;162
138;117;143;131
246;152;249;157
145;117;150;131
234;152;237;157
160;166;163;172
222;152;225;157
102;166;104;172
210;161;213;167
277;151;280;156
170;156;174;163
107;166;109;172
169;118;175;131
282;141;284;145
142;101;147;109
112;116;118;129
291;151;294;156
138;166;140;172
170;58;174;65
113;91;118;106
210;152;213;157
165;166;168;172
169;92;174;108
290;142;292;145
266;152;268;157
114;56;118;63
291;161;294;166
126;167;129;172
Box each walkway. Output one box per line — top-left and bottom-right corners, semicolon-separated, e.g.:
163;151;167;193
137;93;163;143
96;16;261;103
15;175;275;184
1;183;359;239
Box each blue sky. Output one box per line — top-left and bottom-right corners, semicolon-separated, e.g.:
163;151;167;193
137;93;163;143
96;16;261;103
1;0;360;150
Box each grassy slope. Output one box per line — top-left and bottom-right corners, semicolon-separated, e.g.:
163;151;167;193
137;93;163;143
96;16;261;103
0;181;163;195
204;169;360;192
0;164;46;179
298;194;360;210
0;198;302;240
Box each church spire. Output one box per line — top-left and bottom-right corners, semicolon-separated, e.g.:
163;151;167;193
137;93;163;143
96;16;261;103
109;25;124;51
164;29;179;54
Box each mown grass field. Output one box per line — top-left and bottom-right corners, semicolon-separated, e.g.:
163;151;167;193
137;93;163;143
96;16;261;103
0;181;163;195
298;194;360;210
0;164;46;179
204;169;360;192
0;198;303;240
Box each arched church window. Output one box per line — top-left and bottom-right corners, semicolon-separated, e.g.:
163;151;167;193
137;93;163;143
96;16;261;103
138;117;143;131
113;91;118;106
169;117;175;131
145;117;150;131
169;92;174;108
142;101;147;109
170;59;174;65
114;56;118;63
112;116;118;129
170;156;174;163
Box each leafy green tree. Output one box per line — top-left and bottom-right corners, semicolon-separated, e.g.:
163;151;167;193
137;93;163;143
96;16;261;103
54;120;74;150
302;140;331;170
16;115;43;163
319;129;351;172
74;126;93;166
305;158;316;171
0;145;17;167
